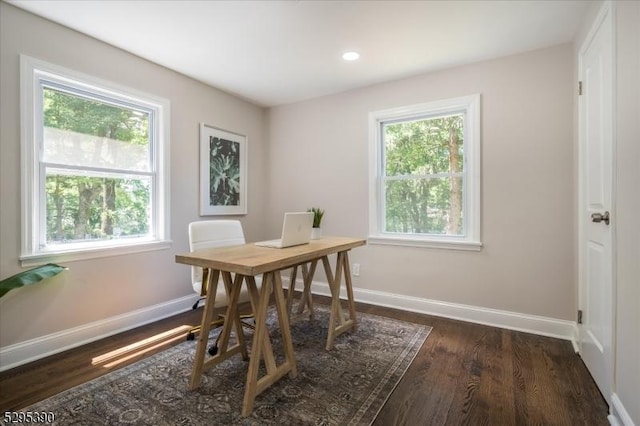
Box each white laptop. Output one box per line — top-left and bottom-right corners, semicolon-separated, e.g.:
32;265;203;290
255;212;314;248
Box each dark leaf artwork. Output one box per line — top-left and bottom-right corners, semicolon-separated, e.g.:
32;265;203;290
209;136;240;206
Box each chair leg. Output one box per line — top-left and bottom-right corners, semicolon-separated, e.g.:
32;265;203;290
207;314;256;355
186;313;256;352
186;317;225;341
192;297;205;310
187;279;258;349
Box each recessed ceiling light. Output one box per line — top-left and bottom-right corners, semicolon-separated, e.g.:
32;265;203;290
342;51;360;61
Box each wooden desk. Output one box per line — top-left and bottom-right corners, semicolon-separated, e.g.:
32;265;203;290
175;236;366;416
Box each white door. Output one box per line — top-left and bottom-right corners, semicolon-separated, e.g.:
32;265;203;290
578;3;613;405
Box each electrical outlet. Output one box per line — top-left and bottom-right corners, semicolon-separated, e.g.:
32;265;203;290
352;263;360;276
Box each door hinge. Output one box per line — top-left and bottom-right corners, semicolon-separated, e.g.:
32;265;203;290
578;81;583;96
578;310;583;324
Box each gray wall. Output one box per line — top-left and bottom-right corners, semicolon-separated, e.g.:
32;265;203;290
267;44;575;320
0;3;268;347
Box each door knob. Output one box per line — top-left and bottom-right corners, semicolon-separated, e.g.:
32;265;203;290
591;211;610;225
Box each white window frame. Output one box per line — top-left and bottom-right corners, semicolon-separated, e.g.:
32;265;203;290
368;94;482;251
20;55;171;265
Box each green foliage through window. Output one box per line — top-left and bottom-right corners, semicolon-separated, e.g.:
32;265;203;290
383;114;464;236
42;87;152;245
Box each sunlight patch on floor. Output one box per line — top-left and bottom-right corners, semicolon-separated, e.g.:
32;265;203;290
91;325;193;368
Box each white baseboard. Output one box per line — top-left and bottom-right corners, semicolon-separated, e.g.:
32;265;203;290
610;393;636;426
571;323;580;353
0;294;199;372
306;281;577;342
1;282;580;372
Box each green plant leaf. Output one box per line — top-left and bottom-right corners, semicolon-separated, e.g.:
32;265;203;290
307;207;324;228
0;263;67;298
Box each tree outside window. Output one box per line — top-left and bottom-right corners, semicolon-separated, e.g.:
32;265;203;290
43;88;152;244
369;95;481;250
20;55;170;264
383;114;464;235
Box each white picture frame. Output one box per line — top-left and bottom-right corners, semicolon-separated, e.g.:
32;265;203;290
199;123;247;215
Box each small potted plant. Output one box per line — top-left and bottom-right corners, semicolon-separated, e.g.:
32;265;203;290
308;207;324;239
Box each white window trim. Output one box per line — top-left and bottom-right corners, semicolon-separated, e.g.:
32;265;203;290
20;55;171;266
368;94;482;251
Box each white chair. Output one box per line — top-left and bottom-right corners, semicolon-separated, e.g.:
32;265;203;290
187;220;257;354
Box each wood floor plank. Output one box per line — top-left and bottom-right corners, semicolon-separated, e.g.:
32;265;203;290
0;298;609;425
487;330;516;425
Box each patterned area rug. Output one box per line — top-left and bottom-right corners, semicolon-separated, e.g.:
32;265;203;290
23;304;431;425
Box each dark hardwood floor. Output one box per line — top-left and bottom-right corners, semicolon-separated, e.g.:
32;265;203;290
0;297;608;425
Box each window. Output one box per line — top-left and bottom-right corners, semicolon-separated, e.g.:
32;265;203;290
20;56;170;264
369;94;481;250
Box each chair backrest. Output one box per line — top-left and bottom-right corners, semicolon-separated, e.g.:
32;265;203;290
188;220;246;290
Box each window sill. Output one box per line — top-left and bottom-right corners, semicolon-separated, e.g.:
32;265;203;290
20;240;172;267
368;234;482;251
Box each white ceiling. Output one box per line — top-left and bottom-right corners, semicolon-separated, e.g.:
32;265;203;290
10;0;590;107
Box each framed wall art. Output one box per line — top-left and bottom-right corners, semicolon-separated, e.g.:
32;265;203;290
199;123;247;215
